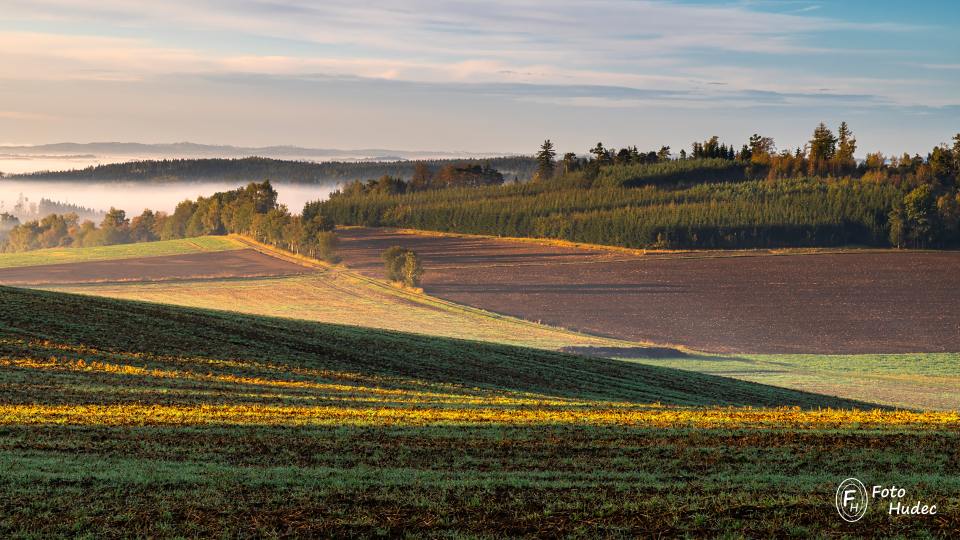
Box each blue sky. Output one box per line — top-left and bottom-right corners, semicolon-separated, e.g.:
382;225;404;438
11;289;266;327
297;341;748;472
0;0;957;155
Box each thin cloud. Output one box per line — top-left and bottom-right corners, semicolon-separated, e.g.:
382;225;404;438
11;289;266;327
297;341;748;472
0;0;954;152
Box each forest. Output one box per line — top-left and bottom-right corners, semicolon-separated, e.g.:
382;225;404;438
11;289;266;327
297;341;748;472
5;123;960;252
0;181;338;260
11;156;537;184
319;124;960;249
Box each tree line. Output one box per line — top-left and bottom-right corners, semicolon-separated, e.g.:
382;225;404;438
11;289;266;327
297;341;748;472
11;156;537;184
1;181;339;260
320;123;960;249
338;163;506;196
1;196;104;223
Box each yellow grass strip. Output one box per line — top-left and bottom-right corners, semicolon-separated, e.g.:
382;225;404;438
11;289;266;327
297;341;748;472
228;235;330;270
1;403;956;429
0;357;594;407
1;338;497;394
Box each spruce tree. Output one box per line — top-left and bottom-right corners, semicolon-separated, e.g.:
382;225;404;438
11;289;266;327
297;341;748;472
535;140;556;180
835;122;857;175
809;122;837;175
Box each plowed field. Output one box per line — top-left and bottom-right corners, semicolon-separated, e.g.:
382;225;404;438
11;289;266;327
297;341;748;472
336;228;960;354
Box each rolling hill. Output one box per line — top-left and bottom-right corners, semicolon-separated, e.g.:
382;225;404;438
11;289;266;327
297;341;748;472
3;233;956;410
2;287;958;537
0;286;866;407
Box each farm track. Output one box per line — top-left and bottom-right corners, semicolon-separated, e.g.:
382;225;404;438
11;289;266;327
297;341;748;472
334;227;960;354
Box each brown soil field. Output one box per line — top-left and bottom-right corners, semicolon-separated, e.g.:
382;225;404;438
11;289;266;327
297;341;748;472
0;249;306;286
335;227;960;354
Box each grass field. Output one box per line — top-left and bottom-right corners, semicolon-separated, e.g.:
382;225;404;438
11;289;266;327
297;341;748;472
47;272;645;353
624;353;960;412
0;236;242;268
1;286;957;537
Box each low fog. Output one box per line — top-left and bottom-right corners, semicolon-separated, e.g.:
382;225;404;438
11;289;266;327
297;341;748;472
0;180;338;219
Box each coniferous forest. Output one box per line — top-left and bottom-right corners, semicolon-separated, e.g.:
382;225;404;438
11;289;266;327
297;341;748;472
320;124;960;249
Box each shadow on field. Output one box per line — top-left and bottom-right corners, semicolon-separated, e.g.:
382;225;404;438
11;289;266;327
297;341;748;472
0;285;881;410
560;345;698;359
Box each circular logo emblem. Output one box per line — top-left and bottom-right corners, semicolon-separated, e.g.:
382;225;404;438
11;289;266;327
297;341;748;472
836;478;869;522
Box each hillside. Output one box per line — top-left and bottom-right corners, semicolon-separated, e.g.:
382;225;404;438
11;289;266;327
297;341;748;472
0;286;867;407
3;287;959;537
319;145;960;249
8;232;952;410
0;236;242;269
320;161;903;249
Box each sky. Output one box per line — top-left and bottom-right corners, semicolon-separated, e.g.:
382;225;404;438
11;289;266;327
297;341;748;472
1;0;958;156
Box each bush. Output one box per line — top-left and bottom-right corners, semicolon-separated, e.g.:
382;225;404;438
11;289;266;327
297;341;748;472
382;246;424;287
401;251;424;287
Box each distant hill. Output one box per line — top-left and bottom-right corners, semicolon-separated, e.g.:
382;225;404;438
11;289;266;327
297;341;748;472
10;156;538;184
0;141;506;160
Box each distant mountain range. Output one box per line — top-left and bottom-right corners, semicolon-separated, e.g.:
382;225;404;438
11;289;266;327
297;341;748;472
0;142;508;161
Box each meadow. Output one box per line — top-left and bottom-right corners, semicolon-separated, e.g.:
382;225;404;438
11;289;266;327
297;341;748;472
624;353;960;412
0;236;242;268
1;286;957;537
47;272;640;353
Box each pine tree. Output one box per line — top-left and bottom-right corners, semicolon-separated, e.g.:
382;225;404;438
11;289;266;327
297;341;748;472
952;134;960;185
590;142;610;164
535;140;556;181
809;122;837;175
835;121;857;176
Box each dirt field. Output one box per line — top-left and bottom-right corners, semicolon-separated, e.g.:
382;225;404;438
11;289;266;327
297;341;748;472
0;249;306;285
335;228;960;354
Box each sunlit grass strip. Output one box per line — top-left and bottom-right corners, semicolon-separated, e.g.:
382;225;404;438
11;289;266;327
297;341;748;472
1;339;502;394
0;357;595;407
0;236;243;269
1;404;957;428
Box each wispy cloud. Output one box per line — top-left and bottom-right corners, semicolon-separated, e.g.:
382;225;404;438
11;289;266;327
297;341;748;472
0;1;932;77
0;0;955;152
0;110;53;120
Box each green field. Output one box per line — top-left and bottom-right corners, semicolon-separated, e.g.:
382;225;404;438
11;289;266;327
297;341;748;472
0;236;242;268
1;286;957;537
622;353;960;412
